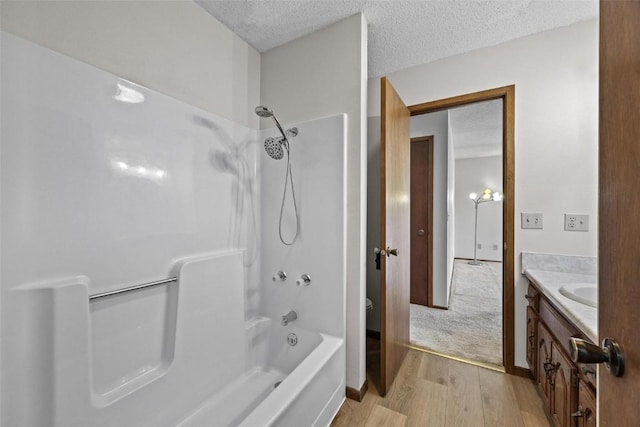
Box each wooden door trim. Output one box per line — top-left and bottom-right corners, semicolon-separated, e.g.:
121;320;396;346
410;136;434;307
407;85;516;375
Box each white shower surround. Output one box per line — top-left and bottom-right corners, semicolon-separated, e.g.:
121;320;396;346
0;32;346;426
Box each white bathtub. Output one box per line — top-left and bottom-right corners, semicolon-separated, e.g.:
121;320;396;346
2;253;345;427
177;318;345;427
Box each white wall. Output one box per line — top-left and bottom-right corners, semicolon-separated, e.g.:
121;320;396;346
446;116;456;302
368;19;598;368
455;156;503;262
260;14;368;391
0;1;260;129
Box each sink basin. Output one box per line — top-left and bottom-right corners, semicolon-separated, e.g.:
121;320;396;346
559;284;598;308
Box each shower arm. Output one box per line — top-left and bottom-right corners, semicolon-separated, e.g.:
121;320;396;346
271;115;288;142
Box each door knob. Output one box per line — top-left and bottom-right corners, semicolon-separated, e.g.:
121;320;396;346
417;229;425;236
570;337;624;377
374;247;398;257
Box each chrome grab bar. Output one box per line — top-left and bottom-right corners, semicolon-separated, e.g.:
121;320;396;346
89;277;177;301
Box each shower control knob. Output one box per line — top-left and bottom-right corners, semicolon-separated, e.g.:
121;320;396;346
296;274;311;286
286;127;298;138
272;270;287;282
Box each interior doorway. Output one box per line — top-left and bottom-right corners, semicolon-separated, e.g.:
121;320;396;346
407;86;515;373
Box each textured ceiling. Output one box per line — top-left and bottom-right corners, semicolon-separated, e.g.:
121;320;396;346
449;99;503;159
196;0;598;77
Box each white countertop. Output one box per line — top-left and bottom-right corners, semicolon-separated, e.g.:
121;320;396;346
524;269;598;343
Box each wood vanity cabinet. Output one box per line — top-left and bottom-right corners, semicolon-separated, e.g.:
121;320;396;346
526;282;596;427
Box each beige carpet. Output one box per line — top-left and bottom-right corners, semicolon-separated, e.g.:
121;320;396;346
410;259;503;366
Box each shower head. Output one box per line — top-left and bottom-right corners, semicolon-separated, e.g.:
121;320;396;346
264;137;285;160
255;106;273;118
255;105;298;160
255;105;288;141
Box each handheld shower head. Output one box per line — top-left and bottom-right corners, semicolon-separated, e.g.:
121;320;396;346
255;105;273;118
255;105;288;142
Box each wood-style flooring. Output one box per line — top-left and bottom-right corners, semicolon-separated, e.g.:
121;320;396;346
331;339;551;427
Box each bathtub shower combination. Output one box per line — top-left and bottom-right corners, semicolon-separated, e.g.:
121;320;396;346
0;32;347;426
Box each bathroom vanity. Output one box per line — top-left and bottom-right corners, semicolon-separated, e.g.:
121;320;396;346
522;253;597;427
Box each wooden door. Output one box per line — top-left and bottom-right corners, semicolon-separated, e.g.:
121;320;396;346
410;136;433;307
380;77;411;395
599;1;640;425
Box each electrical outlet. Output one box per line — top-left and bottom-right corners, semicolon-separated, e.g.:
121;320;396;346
477;243;482;249
565;214;589;231
521;213;543;229
492;244;499;250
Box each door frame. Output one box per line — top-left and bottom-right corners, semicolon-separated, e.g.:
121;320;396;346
408;85;516;374
410;136;435;308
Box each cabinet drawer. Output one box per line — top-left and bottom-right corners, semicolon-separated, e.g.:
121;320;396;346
539;298;581;356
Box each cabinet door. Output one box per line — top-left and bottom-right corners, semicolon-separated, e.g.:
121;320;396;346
550;341;578;427
526;306;538;376
537;322;553;407
577;381;596;427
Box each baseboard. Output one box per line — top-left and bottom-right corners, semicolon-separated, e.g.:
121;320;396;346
455;256;502;263
512;366;533;379
431;304;448;310
366;329;380;340
346;379;368;402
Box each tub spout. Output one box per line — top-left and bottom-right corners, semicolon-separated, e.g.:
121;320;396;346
281;310;297;326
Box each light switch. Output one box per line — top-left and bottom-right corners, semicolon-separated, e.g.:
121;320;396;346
522;213;543;229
